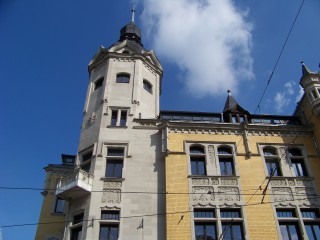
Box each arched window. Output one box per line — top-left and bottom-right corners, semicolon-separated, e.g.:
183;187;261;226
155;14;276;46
263;147;278;156
94;77;104;90
190;146;205;154
289;148;307;176
143;79;153;94
116;73;130;83
263;147;281;176
218;147;232;155
217;146;235;176
190;145;206;175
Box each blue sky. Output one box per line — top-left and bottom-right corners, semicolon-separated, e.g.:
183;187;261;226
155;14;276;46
0;0;319;239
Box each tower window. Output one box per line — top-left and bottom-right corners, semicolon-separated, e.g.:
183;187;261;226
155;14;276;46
110;109;128;127
106;148;124;178
116;73;130;83
94;77;104;90
143;79;152;94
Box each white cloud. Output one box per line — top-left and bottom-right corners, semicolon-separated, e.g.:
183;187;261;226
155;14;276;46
139;0;254;97
274;92;290;113
296;86;304;102
274;81;303;113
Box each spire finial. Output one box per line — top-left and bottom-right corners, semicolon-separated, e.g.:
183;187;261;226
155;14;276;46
131;4;136;23
227;90;231;96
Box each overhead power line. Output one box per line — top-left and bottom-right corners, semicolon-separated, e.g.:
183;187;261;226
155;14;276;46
1;194;319;229
254;0;305;114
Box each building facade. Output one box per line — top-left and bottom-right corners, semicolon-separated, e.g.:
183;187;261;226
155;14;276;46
36;13;320;240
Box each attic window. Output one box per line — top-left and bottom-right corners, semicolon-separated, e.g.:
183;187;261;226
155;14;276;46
122;50;129;54
116;73;130;83
143;79;152;94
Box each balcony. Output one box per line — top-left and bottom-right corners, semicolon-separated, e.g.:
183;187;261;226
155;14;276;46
55;169;93;200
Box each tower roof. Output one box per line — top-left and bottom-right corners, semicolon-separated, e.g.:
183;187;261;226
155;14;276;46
223;90;249;114
301;61;312;76
118;5;143;48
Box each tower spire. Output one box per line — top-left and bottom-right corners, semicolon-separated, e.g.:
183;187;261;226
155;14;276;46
131;4;135;23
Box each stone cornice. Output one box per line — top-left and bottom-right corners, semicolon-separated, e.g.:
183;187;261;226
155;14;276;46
162;121;312;137
89;51;163;77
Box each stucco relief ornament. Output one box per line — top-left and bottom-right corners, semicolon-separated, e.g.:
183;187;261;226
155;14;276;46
103;181;122;188
221;179;238;186
272;187;293;203
192;178;209;186
208;145;215;164
211;178;219;185
296;179;312;187
296;187;316;205
218;187;240;202
270;180;287;186
102;189;121;203
192;186;214;206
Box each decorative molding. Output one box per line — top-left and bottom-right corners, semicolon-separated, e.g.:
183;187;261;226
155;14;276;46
208;145;215;164
102;189;121;203
191;176;241;207
103;181;122;188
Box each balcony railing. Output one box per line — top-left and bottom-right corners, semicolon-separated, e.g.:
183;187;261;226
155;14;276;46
55;169;93;200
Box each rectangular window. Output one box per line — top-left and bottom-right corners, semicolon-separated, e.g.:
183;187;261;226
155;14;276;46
191;157;206;175
276;209;301;240
54;197;65;213
111;110;117;126
101;211;120;221
73;213;84;224
266;159;281;176
71;227;82;240
106;160;123;177
304;224;320;240
219;158;234;176
302;209;320;240
301;209;320;218
71;213;84;240
107;148;124;157
277;209;296;218
292;159;307;176
110;109;127;127
195;222;216;240
120;110;127;126
279;222;301;240
99;224;119;240
106;148;124;178
194;209;215;218
221;222;244;240
220;209;241;218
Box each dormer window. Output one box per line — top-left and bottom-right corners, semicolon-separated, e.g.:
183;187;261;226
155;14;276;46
143;79;152;94
116;73;130;83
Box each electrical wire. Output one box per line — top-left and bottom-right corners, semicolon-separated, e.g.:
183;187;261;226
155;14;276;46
2;194;319;229
254;0;305;114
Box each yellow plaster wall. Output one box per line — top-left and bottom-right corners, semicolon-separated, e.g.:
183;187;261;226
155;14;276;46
35;172;66;240
166;131;320;240
165;154;192;240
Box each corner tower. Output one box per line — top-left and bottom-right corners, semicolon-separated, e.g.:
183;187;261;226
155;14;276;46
52;9;165;240
79;11;163;150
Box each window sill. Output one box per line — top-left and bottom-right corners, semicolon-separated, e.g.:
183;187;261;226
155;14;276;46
188;175;240;178
266;176;313;180
107;126;128;129
100;177;125;182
